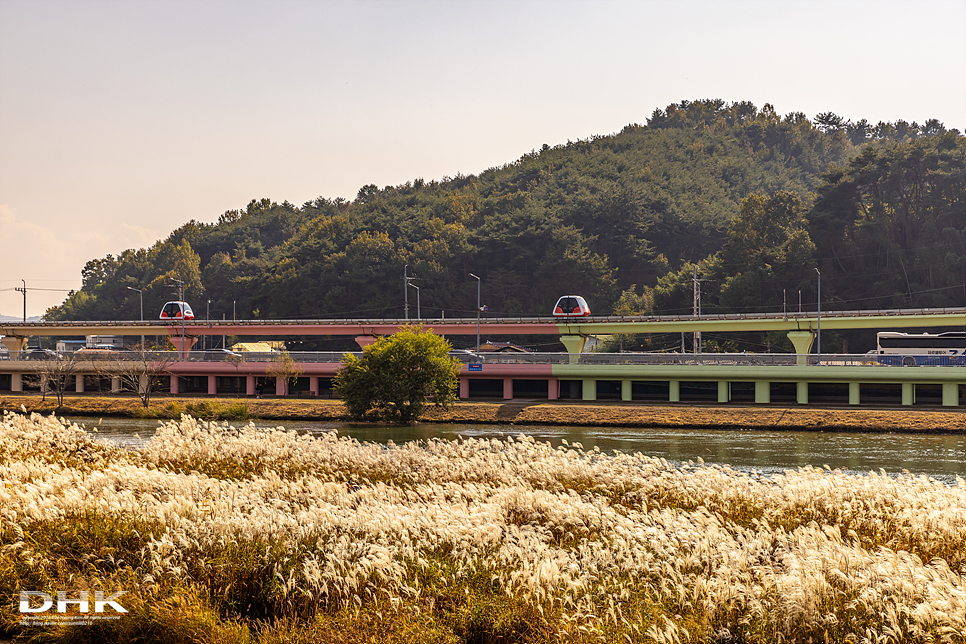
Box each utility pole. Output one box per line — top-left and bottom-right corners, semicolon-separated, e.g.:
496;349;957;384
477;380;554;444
692;267;706;354
16;280;26;322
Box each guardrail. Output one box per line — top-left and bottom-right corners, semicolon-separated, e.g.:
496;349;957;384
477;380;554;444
1;305;964;328
4;350;962;367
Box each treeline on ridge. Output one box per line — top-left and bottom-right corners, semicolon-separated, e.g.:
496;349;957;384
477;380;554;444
46;99;966;352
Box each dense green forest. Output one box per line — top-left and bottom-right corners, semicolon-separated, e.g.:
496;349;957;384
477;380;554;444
47;99;965;351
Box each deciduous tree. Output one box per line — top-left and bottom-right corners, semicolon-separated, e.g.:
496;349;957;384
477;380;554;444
335;327;460;424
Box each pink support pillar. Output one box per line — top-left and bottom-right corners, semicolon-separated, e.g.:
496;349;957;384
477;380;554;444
170;375;179;395
547;377;558;400
503;378;513;400
246;376;256;396
459;378;469;399
208;375;217;396
276;377;286;396
168;336;198;354
354;336;378;349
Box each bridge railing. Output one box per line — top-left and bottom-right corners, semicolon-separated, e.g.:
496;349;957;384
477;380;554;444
4;350;960;367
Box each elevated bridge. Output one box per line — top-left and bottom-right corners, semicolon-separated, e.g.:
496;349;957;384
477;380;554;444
2;307;964;356
2;306;964;409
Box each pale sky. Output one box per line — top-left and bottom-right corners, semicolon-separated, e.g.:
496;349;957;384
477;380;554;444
2;0;964;318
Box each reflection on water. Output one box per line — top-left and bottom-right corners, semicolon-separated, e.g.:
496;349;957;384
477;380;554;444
68;416;966;485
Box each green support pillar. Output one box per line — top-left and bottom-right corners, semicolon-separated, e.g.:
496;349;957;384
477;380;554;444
787;331;815;365
942;383;959;407
669;380;680;402
718;381;729;403
621;379;632;402
582;379;596;401
849;382;860;405
559;335;587;364
755;381;770;404
797;382;808;404
902;382;915;406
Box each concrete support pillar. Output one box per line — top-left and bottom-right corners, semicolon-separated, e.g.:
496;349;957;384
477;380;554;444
621;379;632;402
849;382;860;405
559;335;586;364
503;378;513;400
168;335;198;355
75;375;85;393
755;381;770;404
547;377;558;400
942;383;959;407
276;377;286;396
582;378;596;401
669;380;679;402
111;376;121;393
170;375;180;395
246;375;255;396
140;375;150;398
11;372;22;392
354;336;378;350
1;336;28;354
902;382;915;406
787;331;814;365
459;378;469;399
208;375;217;396
310;376;319;396
717;381;729;403
797;382;808;404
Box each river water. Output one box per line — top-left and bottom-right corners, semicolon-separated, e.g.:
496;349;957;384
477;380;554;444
68;416;966;485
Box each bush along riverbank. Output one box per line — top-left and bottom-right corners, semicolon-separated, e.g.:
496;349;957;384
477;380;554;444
1;411;964;643
1;394;965;432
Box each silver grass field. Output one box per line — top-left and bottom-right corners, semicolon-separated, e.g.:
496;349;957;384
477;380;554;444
0;410;964;644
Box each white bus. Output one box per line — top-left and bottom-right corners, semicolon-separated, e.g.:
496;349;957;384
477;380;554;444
876;331;966;366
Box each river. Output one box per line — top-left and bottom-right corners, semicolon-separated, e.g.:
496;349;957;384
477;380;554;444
67;416;966;485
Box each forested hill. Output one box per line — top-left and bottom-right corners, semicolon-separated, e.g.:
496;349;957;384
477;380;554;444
48;100;965;339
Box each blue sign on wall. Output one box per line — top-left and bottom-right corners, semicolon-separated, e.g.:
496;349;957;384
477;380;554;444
468;363;482;372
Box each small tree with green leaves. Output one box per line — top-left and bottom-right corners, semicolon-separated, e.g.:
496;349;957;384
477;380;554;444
335;327;461;424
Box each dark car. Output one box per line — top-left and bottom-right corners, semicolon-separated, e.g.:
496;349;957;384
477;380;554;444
189;349;243;361
26;348;60;360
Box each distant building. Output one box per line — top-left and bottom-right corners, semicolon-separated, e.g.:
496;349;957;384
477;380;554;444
86;335;131;349
56;340;87;352
231;341;286;353
477;341;531;353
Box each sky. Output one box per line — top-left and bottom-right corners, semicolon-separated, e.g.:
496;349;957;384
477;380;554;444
1;0;964;318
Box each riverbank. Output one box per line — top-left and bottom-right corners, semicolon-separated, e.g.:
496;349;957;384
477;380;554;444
1;394;964;432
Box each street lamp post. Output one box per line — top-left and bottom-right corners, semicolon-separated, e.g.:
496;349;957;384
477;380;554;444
814;268;821;358
408;283;420;320
127;286;144;348
205;300;211;350
168;278;186;357
469;273;481;352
